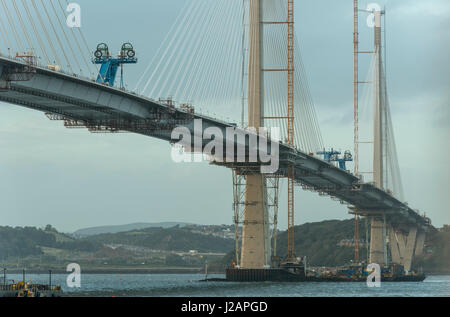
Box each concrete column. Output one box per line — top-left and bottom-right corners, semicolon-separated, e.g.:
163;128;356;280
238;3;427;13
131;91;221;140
369;217;385;266
240;0;271;269
414;231;426;257
389;228;402;264
396;227;418;272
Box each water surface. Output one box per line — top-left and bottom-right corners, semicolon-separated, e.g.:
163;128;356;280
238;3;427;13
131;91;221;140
5;273;450;297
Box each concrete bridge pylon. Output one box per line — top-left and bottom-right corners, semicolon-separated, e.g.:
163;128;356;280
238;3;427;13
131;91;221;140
240;0;271;269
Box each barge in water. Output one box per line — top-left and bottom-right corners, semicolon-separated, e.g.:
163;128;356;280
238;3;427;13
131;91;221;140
224;260;426;283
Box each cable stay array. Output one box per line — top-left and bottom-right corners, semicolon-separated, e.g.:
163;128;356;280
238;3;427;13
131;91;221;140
0;0;96;78
358;51;404;201
136;0;324;153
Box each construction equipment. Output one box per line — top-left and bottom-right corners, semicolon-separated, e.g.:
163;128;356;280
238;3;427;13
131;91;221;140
92;43;137;88
317;149;353;171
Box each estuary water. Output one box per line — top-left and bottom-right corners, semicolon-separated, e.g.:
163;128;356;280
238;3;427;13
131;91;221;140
4;273;450;297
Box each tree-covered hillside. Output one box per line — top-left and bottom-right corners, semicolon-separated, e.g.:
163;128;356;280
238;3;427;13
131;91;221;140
84;226;234;253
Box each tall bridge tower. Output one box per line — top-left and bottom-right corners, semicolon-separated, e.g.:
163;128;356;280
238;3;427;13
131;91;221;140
373;10;384;190
369;9;388;267
240;0;272;269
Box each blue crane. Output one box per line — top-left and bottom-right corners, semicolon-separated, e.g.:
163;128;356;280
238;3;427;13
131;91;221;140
92;43;137;88
317;149;353;171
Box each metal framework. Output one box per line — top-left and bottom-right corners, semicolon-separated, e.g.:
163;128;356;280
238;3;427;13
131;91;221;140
232;169;246;267
232;169;280;267
266;176;280;261
286;0;296;262
260;0;296;262
353;0;360;263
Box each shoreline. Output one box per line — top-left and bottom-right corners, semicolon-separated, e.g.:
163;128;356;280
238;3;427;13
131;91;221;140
4;268;449;275
3;268;225;275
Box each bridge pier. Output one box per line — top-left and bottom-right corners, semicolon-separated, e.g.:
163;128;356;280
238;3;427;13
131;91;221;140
358;208;427;272
369;216;388;267
389;226;424;272
240;174;271;268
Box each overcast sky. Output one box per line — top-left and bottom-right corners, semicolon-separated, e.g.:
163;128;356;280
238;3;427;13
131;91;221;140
0;0;449;232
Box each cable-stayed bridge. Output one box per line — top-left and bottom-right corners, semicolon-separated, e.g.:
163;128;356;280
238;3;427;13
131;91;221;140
0;0;433;275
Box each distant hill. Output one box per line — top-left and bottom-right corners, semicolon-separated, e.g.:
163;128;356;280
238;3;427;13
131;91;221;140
0;225;101;259
73;222;192;237
84;226;234;253
1;221;447;274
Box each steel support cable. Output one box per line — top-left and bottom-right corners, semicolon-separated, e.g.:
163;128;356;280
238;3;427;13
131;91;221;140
62;0;99;76
194;0;241;116
240;0;249;127
272;0;323;151
21;1;51;65
175;0;216;105
11;0;35;53
296;34;321;150
183;0;227;105
168;0;216;99
268;12;302;148
145;1;201;96
180;1;222;104
293;38;315;151
49;0;82;74
267;20;289;144
0;16;12;54
294;59;314;151
208;0;241;110
383;72;403;200
146;2;201;97
196;0;234;106
273;25;289;145
0;12;13;51
262;15;279;132
297;45;322;151
141;2;195;96
0;0;24;53
227;3;246;111
39;0;73;73
230;21;244;112
135;0;191;93
31;0;62;67
296;58;318;150
57;0;92;76
0;23;5;55
193;0;233;106
267;1;307;150
156;0;210;100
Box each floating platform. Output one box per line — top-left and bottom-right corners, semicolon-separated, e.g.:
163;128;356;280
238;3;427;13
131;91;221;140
225;266;426;283
226;268;306;282
226;262;306;282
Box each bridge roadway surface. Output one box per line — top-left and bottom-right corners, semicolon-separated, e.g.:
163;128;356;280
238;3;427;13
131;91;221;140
0;56;431;230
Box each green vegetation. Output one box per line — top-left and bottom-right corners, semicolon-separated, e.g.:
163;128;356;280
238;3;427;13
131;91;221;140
415;227;450;273
0;225;101;259
0;221;448;274
275;219;368;267
84;226;234;253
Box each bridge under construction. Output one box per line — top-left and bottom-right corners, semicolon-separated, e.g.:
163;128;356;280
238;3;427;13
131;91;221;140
0;0;433;281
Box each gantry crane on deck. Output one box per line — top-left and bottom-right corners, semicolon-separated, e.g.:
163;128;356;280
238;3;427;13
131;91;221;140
92;43;137;88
